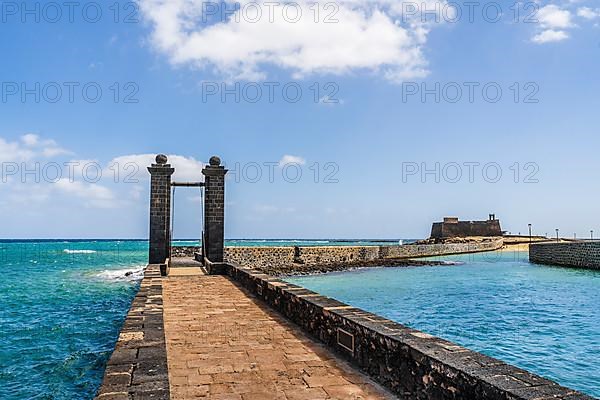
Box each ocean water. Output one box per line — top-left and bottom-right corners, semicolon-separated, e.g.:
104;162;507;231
0;238;399;399
287;250;600;397
0;240;147;399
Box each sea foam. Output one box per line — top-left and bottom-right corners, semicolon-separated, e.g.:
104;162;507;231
63;249;97;254
95;266;145;282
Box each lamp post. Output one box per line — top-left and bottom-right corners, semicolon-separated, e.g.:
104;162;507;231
591;230;594;240
555;229;559;243
528;223;532;244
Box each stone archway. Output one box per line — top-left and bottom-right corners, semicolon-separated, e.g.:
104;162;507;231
147;154;227;274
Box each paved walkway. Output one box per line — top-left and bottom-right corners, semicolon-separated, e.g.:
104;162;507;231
162;274;393;400
169;267;207;277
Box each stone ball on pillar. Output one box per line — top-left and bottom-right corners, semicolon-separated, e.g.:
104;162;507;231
155;154;168;165
209;156;221;166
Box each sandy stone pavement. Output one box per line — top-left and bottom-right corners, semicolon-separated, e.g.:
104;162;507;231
162;274;394;400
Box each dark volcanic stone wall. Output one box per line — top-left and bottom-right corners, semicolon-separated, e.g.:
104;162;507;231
95;265;169;399
224;246;295;267
431;220;502;238
219;240;503;274
379;240;502;258
530;242;600;269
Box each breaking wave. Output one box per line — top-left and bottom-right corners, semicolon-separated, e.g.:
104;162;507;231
441;261;465;265
94;266;145;282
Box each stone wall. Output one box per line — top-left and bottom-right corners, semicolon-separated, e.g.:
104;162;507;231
227;263;591;400
170;246;200;258
219;239;503;274
379;240;503;259
224;246;295;267
95;264;169;399
530;241;600;269
295;246;380;265
431;220;502;238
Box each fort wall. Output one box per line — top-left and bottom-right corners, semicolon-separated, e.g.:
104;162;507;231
431;220;502;238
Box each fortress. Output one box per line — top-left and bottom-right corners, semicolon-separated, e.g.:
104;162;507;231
431;214;503;239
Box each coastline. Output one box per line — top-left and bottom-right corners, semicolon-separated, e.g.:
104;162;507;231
502;243;531;252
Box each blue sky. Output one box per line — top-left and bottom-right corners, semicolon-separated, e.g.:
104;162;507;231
1;0;599;239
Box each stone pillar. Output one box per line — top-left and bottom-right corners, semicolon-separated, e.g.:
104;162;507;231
148;154;174;265
202;156;227;262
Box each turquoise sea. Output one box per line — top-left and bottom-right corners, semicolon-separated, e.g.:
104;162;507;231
0;240;146;399
3;241;598;399
287;250;600;398
0;239;397;399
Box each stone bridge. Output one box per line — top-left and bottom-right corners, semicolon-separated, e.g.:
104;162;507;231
94;155;592;400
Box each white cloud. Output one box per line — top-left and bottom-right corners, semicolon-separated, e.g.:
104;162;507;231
4;184;52;205
138;0;434;82
538;5;573;29
531;5;574;44
532;29;569;43
0;137;36;162
42;144;70;158
0;134;70;162
1;174;118;211
0;136;212;217
108;154;205;182
21;133;40;146
577;7;600;20
22;133;71;157
54;179;117;209
279;154;306;166
1;135;118;209
0;136;207;210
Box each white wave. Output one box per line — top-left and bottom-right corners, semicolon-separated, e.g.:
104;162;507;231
64;249;97;254
441;261;465;265
95;266;145;282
